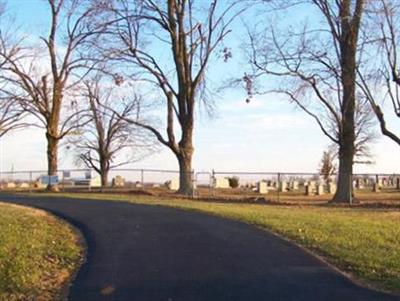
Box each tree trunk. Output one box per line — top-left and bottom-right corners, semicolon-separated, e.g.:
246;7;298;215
100;169;109;188
46;132;59;191
332;143;353;203
331;3;361;203
177;151;193;195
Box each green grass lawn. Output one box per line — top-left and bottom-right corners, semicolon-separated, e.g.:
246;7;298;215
0;203;84;301
41;192;400;294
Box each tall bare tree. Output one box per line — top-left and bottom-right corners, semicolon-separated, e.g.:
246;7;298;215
248;0;366;203
0;0;108;190
69;78;154;187
357;0;400;146
102;0;243;195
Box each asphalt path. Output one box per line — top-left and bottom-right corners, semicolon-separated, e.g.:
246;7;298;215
0;193;398;301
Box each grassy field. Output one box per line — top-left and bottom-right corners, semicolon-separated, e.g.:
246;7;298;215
0;203;84;301
38;192;400;294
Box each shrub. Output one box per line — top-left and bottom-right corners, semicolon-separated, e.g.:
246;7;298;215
228;176;239;188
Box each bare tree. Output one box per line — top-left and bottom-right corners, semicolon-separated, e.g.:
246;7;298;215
0;0;108;190
357;0;400;146
248;0;366;203
319;148;337;183
101;0;244;195
0;4;26;137
69;78;154;187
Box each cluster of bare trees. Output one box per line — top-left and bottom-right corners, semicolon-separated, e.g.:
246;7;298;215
1;0;400;201
0;0;108;190
0;0;243;193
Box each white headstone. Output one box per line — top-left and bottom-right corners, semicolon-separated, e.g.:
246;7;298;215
90;176;101;187
19;182;30;188
317;184;325;195
290;181;299;190
328;183;337;194
257;181;268;194
6;182;16;189
135;181;143;188
166;179;179;190
213;177;230;189
112;175;125;187
279;181;287;192
305;184;313;196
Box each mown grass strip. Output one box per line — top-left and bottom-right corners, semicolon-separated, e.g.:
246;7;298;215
0;202;84;301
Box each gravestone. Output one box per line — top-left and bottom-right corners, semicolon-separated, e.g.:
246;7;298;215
166;179;179;190
355;179;364;190
290;181;299;190
317;184;325;196
279;181;287;192
305;184;313;196
257;181;268;194
135;181;143;188
213;177;230;189
112;175;125;187
90;177;101;188
309;181;317;188
328;182;337;194
5;182;16;189
19;182;29;188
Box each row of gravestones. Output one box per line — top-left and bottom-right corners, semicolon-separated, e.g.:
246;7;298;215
354;178;400;190
3;174;397;193
1;175;127;189
0;182;32;189
255;180;336;195
114;176;400;192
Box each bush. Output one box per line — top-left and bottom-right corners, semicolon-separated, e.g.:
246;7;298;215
228;176;240;188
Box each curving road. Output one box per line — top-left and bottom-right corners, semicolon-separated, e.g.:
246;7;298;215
1;193;398;301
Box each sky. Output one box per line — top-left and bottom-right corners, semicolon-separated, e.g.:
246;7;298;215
1;0;400;175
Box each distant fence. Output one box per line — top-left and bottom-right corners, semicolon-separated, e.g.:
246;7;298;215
0;168;399;200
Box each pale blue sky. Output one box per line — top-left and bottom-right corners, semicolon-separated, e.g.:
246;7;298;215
1;0;400;174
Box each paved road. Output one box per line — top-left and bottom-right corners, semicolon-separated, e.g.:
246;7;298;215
0;194;398;301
